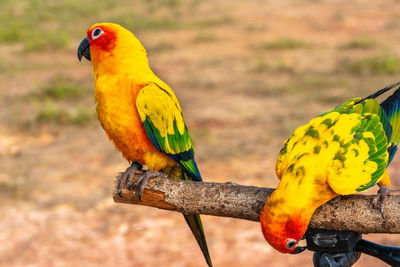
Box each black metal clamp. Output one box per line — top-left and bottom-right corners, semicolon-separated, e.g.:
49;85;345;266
300;229;400;267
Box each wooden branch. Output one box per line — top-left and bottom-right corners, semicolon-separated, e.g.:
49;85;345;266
113;171;400;233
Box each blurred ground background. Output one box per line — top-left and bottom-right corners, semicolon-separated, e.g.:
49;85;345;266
1;0;400;266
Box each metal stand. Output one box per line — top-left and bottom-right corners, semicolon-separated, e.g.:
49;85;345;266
313;251;360;267
302;229;400;267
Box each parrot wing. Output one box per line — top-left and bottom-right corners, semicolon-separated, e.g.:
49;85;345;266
276;98;390;195
326;109;389;194
136;83;202;181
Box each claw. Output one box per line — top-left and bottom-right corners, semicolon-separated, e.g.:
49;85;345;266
372;186;400;217
116;165;140;198
116;173;125;198
130;170;167;201
126;170;139;190
117;165;167;201
372;186;388;217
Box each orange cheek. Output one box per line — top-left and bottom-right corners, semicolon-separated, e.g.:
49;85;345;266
260;209;309;253
260;210;288;253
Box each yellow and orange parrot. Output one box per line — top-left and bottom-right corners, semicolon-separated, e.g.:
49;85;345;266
77;23;212;266
260;82;400;254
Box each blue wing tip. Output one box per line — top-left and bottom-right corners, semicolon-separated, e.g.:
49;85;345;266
169;152;202;181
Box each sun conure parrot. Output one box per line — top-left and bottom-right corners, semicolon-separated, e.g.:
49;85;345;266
77;23;212;267
260;82;400;254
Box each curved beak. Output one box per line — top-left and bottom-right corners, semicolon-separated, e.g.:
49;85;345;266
77;37;91;61
289;246;307;254
289;236;307;254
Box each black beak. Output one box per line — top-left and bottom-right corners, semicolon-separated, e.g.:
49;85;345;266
77;37;91;61
289;246;307;254
289;236;307;254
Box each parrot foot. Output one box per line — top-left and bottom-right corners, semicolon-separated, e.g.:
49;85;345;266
372;186;400;217
116;165;141;198
128;170;167;201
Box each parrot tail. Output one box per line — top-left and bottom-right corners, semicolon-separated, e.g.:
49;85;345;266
183;214;213;267
380;84;400;163
165;167;212;266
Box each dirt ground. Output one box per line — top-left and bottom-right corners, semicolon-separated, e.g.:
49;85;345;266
2;0;400;266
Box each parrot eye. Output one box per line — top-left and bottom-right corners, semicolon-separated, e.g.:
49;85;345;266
92;28;103;40
285;238;297;250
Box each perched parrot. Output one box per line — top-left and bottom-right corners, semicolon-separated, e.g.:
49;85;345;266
77;23;212;266
260;82;400;254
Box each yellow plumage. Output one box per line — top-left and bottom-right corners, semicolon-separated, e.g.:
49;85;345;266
260;84;400;253
276;111;385;196
94;74;177;170
78;22;212;266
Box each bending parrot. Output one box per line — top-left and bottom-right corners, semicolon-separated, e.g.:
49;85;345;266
77;23;212;266
260;82;400;254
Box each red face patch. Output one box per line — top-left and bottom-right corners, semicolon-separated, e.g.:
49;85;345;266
87;26;117;52
285;215;307;241
260;209;308;253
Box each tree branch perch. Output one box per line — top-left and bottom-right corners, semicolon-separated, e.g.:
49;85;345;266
113;171;400;233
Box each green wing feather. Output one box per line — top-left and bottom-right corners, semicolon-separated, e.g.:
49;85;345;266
322;99;389;193
276;97;390;194
136;83;201;181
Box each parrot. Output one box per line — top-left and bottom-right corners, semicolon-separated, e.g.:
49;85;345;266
77;23;212;266
260;81;400;254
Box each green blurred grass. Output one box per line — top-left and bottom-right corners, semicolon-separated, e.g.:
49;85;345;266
340;39;378;50
250;60;294;74
35;102;92;125
2;0;400;131
0;0;233;52
192;32;219;43
148;41;176;53
29;75;93;125
341;56;400;75
113;15;233;32
0;0;119;51
32;75;90;100
257;38;311;50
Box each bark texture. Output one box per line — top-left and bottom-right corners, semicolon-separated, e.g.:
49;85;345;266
113;171;400;233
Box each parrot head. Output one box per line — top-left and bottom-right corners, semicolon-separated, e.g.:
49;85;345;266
259;176;337;254
77;23;149;75
260;203;309;254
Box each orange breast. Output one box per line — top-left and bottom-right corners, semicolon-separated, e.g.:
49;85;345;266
94;74;177;171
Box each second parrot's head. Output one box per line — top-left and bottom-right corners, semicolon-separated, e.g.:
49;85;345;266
259;175;337;254
260;193;309;254
78;23;149;75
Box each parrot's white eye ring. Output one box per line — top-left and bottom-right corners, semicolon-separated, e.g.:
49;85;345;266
286;238;297;250
92;28;103;40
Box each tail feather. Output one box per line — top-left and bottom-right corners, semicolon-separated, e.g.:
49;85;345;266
379;84;400;164
356;81;400;104
165;168;212;266
184;214;212;267
182;171;212;266
381;88;400;144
